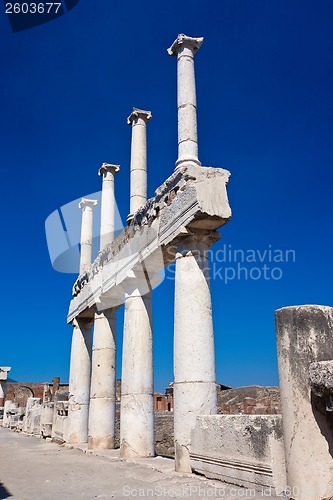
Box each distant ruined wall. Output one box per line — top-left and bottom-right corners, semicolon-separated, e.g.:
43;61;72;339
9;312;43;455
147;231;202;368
218;386;281;415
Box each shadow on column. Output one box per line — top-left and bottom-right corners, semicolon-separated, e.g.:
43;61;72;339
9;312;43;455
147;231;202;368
311;392;333;458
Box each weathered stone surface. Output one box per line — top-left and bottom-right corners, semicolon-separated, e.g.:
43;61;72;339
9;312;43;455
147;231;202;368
275;305;333;499
309;361;333;393
23;397;42;434
190;415;287;495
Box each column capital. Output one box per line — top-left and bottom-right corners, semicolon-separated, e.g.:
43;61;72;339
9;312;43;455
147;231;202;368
127;107;152;126
172;229;220;259
79;198;98;210
98;163;120;177
167;33;204;57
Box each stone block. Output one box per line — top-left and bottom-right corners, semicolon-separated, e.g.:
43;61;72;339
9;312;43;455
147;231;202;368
190;414;287;495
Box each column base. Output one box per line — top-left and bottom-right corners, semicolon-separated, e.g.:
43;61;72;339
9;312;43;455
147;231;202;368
175;441;192;473
88;397;116;450
88;436;115;450
67;402;89;444
120;393;154;458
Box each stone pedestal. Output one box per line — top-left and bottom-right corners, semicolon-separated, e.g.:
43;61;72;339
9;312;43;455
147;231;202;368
173;231;218;472
127;108;152;221
120;281;154;458
88;309;116;449
168;34;203;168
98;163;120;249
78;198;98;274
275;305;333;499
68;317;93;444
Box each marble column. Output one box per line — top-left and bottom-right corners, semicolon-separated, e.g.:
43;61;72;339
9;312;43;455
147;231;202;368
168;34;203;168
120;107;154;458
173;230;219;472
127;108;152;222
120;276;154;458
98;163;120;249
88;309;117;449
78;198;98;274
275;305;333;499
88;164;119;449
68;317;93;444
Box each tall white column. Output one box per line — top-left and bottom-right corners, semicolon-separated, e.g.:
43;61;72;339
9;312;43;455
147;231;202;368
120;278;154;458
173;231;218;472
88;164;119;449
127;108;152;222
68;317;93;444
98;163;120;250
79;198;98;274
120;106;154;458
168;34;203;169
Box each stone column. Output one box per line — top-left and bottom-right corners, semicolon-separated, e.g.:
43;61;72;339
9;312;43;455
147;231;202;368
0;367;11;407
98;163;120;250
173;230;219;472
120;274;154;458
168;34;203;169
87;163;119;450
275;305;333;499
88;309;117;449
78;198;98;274
67;317;93;444
0;383;5;407
127;108;152;222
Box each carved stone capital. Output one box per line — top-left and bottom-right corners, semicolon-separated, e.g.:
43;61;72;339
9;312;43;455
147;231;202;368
98;163;120;177
167;33;204;57
127;107;152;126
171;228;221;260
78;198;98;210
72;316;94;330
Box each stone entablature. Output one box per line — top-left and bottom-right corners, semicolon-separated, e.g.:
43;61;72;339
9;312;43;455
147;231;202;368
68;164;231;321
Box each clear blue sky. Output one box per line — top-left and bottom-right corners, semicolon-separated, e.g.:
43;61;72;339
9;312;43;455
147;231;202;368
1;0;332;391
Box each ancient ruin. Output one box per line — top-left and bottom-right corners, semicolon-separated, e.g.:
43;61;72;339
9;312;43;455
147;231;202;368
2;34;333;499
